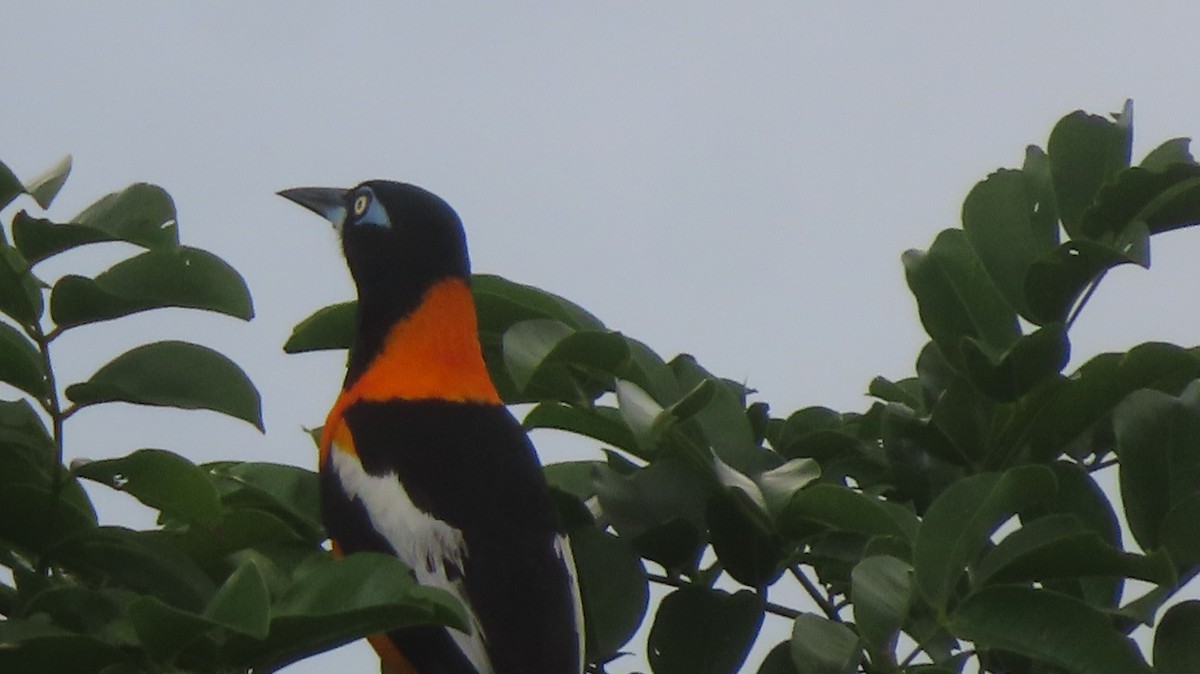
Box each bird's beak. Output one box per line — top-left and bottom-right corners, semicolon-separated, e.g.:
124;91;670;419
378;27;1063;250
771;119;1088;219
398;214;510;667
277;186;349;229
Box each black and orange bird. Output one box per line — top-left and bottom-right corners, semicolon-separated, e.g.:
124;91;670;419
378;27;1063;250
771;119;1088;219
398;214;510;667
279;181;584;674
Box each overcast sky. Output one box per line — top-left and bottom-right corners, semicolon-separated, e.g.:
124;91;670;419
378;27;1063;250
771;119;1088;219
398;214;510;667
7;4;1200;673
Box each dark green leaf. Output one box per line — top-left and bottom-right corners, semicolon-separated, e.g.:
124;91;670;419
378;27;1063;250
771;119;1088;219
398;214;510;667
0;321;49;397
473;273;604;334
0;159;23;210
1140;137;1195;170
74;448;222;525
504;322;629;403
0;483;96;554
206;461;322;543
543;461;603;503
15;183;179;262
1113;386;1200;550
951;586;1150;674
851;555;911;658
975;513;1174;586
1024;234;1145;325
913;465;1056;608
757;642;799;674
66;340;263;431
24;155;72;209
0;630;127;674
524;403;639;454
780;484;910;541
1047;103;1133;237
1154;601;1200;674
595;460;711;561
224;552;466;670
789;613;862;674
963;169;1057;318
51;526;215;611
0;243;44;326
902;229;1019;365
50;246;253;330
648;587;763;674
204;558;270;638
283;300;355;353
571;526;649;662
1083;162;1200;240
960;324;1069;402
708;492;785;587
670;356;768;474
126;594;217;660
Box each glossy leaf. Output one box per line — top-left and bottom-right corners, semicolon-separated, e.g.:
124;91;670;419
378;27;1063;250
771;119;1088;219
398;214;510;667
126;595;217;660
594;460;709;569
473;273;604;334
648;587;763;674
283;300;355;353
962;168;1056;318
0;483;96;554
66;340;263;431
789;613;862;674
913;465;1056;608
1083;161;1200;240
1047;102;1133;237
24;155;72;209
73;449;222;526
502;321;629;402
1113;386;1200;551
14;183;179;262
902;229;1019;365
708;491;785;587
851;555;911;658
959;323;1069;402
1154;601;1200;674
566;526;648;663
205;462;322;543
0;321;49;397
51;246;253;330
951;586;1150;674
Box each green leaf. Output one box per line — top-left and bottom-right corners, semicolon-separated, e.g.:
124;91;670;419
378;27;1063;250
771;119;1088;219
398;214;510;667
1140;137;1195;170
913;465;1056;608
24;155;72;209
648;587;763;674
473;273;604;334
226;552;466;670
73;449;223;526
707;491;784;587
851;555;912;658
756;457;821;517
1113;386;1200;551
975;513;1174;586
571;526;649;662
524;403;639;454
66;340;263;431
0;243;44;326
15;184;179;263
757;642;800;674
283;300;355;353
1083;162;1200;240
1047;102;1133;237
1025;343;1200;463
781;484;910;541
959;323;1069;402
502;320;629;403
204;558;270;638
51;526;215;611
0;483;96;554
206;462;322;543
951;586;1150;674
902;229;1020;365
50;246;253;330
789;613;862;674
1154;601;1200;674
0;321;49;397
126;594;217;660
962;169;1057;319
0;159;23;210
0;630;127;674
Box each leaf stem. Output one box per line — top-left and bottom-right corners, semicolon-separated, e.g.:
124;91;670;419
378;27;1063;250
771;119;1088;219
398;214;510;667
30;322;66;575
1065;270;1107;331
644;572;800;620
790;565;842;622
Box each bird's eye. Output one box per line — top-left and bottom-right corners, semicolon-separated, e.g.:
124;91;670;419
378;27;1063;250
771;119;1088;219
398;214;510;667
353;194;370;216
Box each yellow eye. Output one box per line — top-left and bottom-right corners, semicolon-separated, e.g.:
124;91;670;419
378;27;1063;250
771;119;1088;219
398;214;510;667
353;194;369;216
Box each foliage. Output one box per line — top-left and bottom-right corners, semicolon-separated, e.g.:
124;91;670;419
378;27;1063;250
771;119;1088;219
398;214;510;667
5;101;1200;674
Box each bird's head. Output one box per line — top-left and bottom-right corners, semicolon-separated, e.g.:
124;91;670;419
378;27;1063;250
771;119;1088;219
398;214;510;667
278;180;470;293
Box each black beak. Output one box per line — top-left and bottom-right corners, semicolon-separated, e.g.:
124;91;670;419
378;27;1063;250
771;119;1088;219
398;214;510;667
277;186;349;227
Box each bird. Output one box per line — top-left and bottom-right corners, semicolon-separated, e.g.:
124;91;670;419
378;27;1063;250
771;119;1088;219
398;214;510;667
278;181;584;674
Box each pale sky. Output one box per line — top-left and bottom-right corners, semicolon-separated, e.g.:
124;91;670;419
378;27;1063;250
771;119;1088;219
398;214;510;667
6;4;1200;673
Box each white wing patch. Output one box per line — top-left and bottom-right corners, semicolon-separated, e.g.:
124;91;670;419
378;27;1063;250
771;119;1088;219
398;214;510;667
331;442;495;674
556;534;586;674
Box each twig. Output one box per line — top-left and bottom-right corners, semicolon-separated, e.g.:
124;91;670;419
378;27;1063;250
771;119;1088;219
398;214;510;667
789;566;842;622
